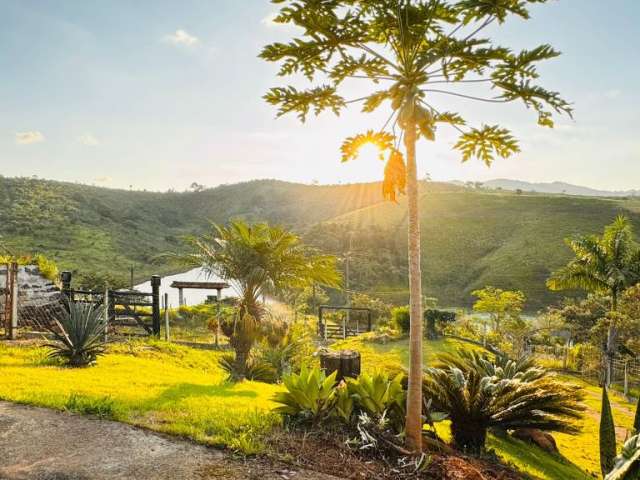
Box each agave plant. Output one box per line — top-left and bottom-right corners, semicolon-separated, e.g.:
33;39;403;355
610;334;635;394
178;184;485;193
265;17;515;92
347;372;406;431
273;366;338;425
424;352;584;453
606;434;640;480
45;301;108;367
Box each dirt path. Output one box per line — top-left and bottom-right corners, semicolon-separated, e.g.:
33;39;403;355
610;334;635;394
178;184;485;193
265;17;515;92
0;402;342;480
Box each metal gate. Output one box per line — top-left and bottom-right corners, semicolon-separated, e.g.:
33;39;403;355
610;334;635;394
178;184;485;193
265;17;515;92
61;271;161;336
1;262;18;339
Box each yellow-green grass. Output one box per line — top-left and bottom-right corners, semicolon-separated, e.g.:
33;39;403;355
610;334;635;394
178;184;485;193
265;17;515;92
0;340;280;453
333;334;482;373
2;335;637;479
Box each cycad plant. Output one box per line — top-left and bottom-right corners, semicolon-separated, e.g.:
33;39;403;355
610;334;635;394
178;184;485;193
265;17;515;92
179;220;341;378
45;301;108;367
423;351;584;453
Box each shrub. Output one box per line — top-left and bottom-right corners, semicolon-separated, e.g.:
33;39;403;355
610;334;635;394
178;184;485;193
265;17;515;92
273;366;338;425
42;301;108;367
606;434;640;480
601;387;618;477
219;353;276;383
391;306;410;333
346;372;405;430
424;309;456;339
423;351;584;453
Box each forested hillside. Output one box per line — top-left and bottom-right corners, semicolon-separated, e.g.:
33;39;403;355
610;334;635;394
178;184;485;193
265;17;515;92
2;176;639;309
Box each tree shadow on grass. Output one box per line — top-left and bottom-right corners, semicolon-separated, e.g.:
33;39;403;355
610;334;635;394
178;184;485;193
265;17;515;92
488;434;592;480
145;382;258;409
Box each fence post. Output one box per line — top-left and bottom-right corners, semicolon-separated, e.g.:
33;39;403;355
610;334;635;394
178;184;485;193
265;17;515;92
151;275;161;336
164;293;170;342
624;361;629;398
9;263;18;340
104;287;109;343
60;271;72;300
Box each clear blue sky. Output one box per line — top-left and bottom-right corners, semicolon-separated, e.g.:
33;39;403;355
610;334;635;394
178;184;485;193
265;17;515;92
1;1;638;191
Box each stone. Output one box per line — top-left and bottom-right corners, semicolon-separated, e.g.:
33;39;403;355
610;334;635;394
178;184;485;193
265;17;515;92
512;428;559;454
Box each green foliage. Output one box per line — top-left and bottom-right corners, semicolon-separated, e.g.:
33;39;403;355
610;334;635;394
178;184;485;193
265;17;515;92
261;0;571;189
606;434;640;480
273;366;338;425
424;309;456;340
548;215;640;309
218;353;276;383
424;351;584;453
391;305;411;333
472;286;526;331
64;393;117;419
75;271;129;290
177;219;340;378
43;301;108;367
601;387;618;477
346;372;406;431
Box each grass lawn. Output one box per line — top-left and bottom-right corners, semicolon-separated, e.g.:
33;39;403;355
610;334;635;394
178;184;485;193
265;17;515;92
1;335;636;479
335;335;638;480
0;340;280;453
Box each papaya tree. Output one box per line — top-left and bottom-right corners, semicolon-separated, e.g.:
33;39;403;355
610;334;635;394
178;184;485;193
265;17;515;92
261;0;572;450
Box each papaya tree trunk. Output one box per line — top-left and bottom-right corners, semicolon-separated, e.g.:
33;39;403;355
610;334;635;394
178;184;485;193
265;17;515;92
404;118;424;452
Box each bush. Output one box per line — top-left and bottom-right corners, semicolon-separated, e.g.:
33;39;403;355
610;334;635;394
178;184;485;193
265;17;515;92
42;301;108;367
219;353;276;383
391;306;411;333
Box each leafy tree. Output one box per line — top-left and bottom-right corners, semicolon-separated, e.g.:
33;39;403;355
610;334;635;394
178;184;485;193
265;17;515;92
472;286;526;331
600;386;617;477
548;216;640;383
261;0;570;450
424;308;456;339
179;220;341;377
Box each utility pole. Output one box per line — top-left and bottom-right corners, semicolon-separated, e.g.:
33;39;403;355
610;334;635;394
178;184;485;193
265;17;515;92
130;266;134;290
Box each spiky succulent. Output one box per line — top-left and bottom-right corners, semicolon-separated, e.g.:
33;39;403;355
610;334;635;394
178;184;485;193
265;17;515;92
44;301;108;367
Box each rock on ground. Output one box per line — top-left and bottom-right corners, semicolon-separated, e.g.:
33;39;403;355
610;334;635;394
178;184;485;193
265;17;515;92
0;401;341;480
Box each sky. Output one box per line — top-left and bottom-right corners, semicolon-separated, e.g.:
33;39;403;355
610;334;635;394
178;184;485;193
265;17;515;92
1;0;638;192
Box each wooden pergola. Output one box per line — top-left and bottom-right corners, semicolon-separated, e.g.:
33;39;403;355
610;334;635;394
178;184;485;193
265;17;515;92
170;281;230;306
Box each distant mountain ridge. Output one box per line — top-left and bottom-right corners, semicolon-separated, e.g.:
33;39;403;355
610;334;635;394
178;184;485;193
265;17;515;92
481;179;640;197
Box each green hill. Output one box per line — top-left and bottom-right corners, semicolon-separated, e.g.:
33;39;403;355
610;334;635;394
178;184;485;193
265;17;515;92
2;175;639;309
0;177;387;283
307;189;640;310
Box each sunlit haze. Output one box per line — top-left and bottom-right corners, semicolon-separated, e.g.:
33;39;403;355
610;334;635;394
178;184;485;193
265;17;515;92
1;1;638;191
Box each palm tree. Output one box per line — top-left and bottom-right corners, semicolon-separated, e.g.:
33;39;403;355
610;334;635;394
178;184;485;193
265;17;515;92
181;220;341;376
548;216;640;384
261;0;571;450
